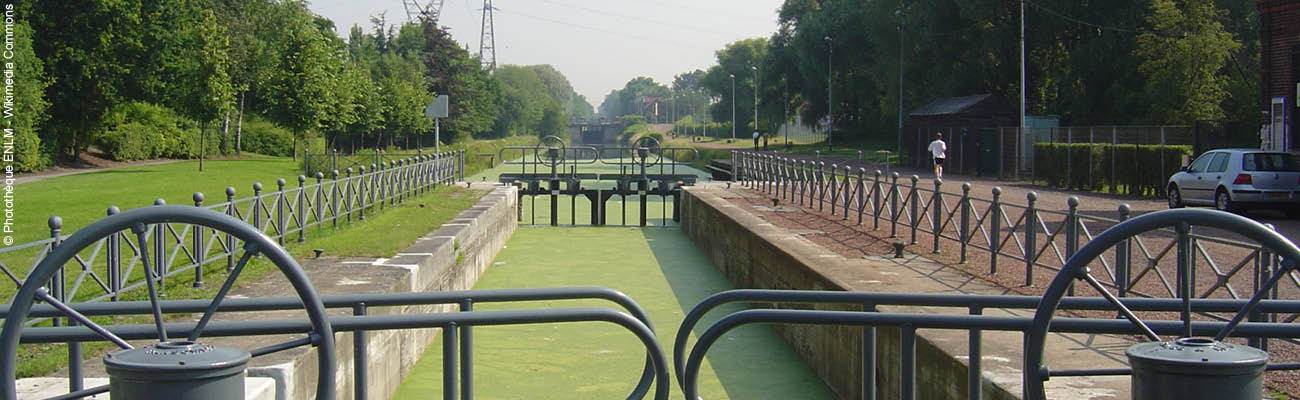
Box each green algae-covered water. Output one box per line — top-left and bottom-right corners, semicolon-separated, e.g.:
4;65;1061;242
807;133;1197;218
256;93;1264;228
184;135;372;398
393;158;834;399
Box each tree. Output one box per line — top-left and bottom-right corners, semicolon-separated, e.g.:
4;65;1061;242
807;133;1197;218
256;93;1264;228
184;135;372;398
700;38;768;133
8;21;51;172
421;21;497;144
1135;0;1241;123
262;6;338;159
492;65;552;137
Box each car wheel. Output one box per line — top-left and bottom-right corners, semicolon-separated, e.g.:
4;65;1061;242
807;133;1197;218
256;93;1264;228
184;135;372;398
1214;189;1236;213
1167;185;1184;209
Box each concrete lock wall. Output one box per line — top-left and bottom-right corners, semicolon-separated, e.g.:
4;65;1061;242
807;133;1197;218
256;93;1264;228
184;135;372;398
249;183;518;400
680;185;1018;400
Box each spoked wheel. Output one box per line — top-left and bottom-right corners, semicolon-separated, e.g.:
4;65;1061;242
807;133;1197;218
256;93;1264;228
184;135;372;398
0;206;336;400
631;136;663;168
536;135;567;169
1023;208;1300;400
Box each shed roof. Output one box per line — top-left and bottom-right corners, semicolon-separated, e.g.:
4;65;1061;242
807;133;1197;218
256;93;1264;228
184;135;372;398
909;94;995;117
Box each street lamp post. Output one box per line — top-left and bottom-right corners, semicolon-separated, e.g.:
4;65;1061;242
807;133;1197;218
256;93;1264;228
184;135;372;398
825;35;833;151
897;9;905;168
730;73;736;140
752;65;759;142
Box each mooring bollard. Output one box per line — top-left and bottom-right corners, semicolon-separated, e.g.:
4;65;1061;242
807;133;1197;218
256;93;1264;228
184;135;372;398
104;342;251;400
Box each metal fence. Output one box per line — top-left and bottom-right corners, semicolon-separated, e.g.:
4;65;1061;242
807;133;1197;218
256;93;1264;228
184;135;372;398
0;150;464;312
302;150;435;176
732;151;1297;308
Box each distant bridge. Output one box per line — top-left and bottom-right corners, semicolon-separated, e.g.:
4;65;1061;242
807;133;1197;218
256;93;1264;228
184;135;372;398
567;122;622;145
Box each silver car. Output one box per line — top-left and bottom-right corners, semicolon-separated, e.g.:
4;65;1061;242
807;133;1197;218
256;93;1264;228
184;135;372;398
1167;149;1300;216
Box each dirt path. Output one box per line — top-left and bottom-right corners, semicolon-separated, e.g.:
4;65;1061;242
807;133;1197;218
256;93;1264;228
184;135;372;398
16;152;186;185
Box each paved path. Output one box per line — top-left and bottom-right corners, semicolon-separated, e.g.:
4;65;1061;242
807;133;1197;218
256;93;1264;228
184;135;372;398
16;159;185;185
745;149;1298;241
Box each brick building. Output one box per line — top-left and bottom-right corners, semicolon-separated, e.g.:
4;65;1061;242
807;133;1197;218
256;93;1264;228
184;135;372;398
1258;0;1300;151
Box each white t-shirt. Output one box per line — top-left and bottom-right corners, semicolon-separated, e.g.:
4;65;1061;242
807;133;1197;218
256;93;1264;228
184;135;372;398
753;131;760;140
928;140;947;159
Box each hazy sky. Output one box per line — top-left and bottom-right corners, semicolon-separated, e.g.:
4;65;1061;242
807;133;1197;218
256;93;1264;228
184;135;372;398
309;0;785;109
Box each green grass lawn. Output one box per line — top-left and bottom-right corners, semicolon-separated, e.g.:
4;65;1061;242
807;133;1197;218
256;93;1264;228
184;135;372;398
17;184;488;378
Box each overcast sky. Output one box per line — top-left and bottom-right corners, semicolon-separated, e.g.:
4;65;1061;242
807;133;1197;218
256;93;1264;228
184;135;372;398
309;0;785;109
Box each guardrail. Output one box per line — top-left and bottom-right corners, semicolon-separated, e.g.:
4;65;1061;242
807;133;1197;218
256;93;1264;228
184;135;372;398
677;207;1300;400
730;151;1291;310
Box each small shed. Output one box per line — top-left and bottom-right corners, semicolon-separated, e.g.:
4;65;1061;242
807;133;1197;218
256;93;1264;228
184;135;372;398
903;94;1018;177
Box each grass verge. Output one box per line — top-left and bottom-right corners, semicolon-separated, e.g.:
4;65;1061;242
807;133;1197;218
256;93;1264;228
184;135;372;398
17;183;488;378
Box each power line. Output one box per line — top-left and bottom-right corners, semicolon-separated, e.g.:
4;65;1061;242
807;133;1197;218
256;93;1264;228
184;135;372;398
1023;0;1143;34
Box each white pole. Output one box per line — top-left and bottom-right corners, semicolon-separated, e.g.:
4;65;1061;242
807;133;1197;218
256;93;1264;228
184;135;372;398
435;118;441;153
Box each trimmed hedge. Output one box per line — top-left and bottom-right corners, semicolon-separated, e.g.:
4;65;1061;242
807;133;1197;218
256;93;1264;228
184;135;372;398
1033;142;1191;197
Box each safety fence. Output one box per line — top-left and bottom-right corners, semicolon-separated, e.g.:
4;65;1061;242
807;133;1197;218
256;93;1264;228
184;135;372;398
0;150;464;315
1;287;666;400
731;151;1297;312
301;150;445;176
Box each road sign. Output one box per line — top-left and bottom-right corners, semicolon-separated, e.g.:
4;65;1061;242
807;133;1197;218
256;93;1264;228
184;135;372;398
425;95;449;118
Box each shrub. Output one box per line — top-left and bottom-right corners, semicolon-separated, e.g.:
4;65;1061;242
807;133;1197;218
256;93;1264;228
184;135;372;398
1034;142;1190;197
240;119;295;157
96;102;199;161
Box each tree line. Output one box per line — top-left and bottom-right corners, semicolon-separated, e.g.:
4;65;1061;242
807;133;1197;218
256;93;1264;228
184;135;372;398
602;0;1258;142
11;0;591;172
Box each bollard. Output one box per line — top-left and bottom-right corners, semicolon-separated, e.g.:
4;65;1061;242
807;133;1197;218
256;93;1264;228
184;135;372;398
1127;338;1267;400
893;241;905;258
104;342;251;400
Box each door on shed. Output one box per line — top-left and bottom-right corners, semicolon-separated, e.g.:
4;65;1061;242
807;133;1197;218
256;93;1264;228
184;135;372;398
978;128;999;177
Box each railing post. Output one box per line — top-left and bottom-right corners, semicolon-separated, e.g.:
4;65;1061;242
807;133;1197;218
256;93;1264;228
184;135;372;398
1065;196;1080;296
960;183;971;263
152;198;167;296
357;167;367;221
1116;204;1131;297
1025;192;1038;286
225;187;236;272
107;206;122;300
443;322;459;400
872;170;882;230
932;179;943;253
250;184;262;234
900;324;916;400
909;175;919;245
48;216;82;394
297;176;307;242
315;172;326;224
458;149;465;182
353;303;368;400
192;192;206;289
818;162;827;212
829;164;839;216
460;300;474;400
863;302;877;400
856;168;866;224
344;168;354;223
275;179;286;245
889;172;900;238
798;160;807;206
969;307;983;400
990;188;1002;275
331;170;341;228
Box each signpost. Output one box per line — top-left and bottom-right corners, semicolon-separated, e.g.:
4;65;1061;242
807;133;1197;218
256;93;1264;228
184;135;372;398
425;95;450;152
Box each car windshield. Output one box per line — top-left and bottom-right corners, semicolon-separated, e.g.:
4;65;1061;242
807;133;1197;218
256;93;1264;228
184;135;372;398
1242;153;1300;172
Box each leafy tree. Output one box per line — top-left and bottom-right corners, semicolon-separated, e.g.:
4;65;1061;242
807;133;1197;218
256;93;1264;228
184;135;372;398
422;21;497;144
8;21;51;171
492;65;551;137
261;4;338;159
700;38;768;134
1136;0;1240;123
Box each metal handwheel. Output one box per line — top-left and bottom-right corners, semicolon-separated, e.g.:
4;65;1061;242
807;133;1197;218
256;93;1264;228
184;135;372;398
535;135;567;168
0;205;336;400
1023;208;1300;400
631;136;662;168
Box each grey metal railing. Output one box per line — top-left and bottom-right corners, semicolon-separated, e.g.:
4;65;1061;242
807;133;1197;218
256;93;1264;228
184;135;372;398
676;208;1300;400
731;151;1292;308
